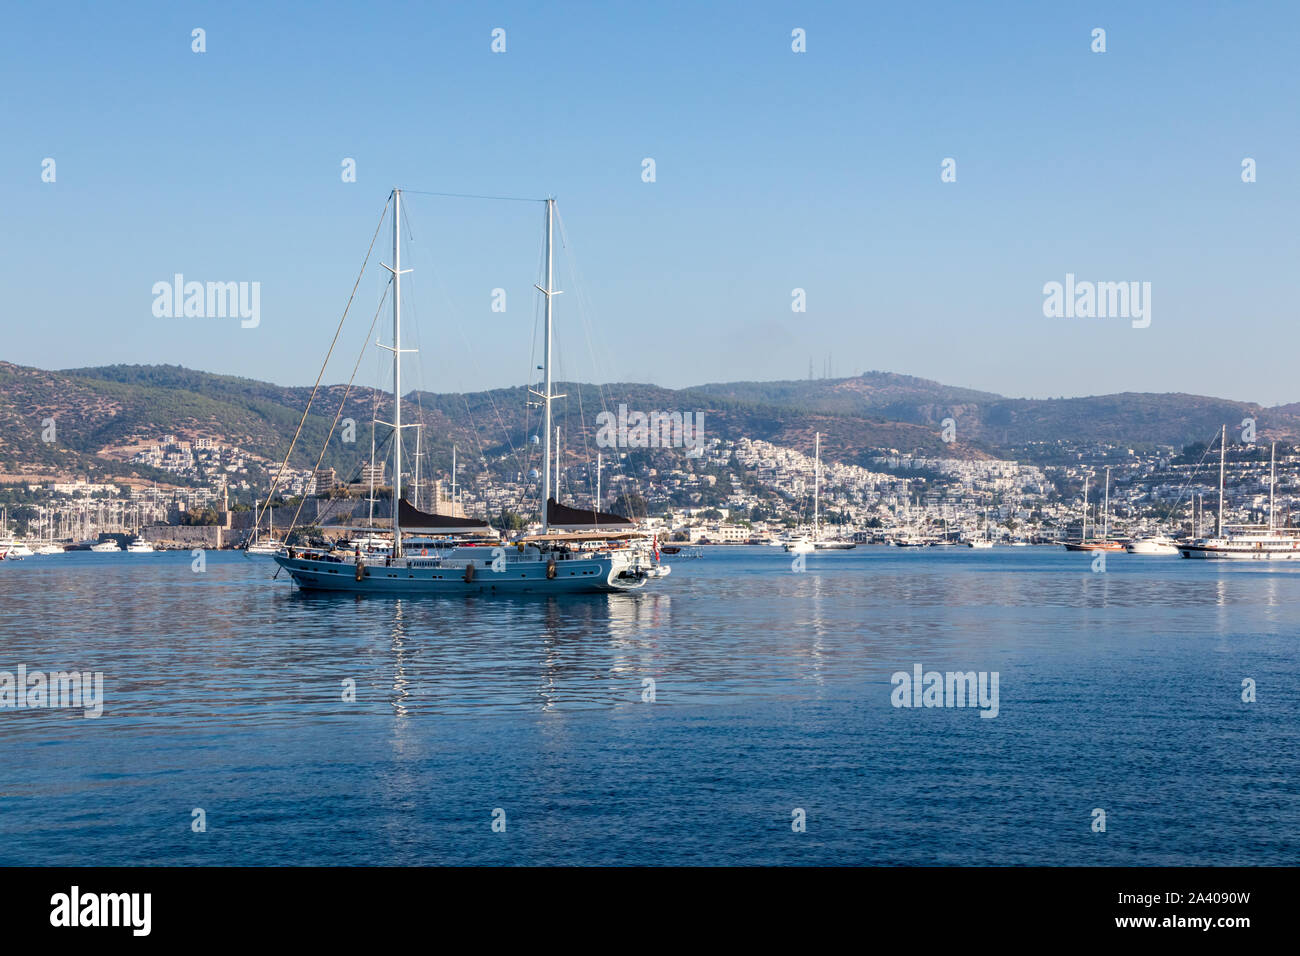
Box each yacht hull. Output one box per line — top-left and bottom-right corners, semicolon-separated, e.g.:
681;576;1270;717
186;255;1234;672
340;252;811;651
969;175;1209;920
274;552;652;594
1126;541;1179;555
1178;544;1300;560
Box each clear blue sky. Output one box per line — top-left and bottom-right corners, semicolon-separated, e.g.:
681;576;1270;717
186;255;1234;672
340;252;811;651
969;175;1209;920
3;1;1297;403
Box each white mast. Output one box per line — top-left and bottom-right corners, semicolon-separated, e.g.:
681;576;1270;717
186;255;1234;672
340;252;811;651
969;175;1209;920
813;431;821;541
367;422;376;526
451;444;457;508
530;198;564;533
1217;424;1226;538
1269;441;1276;532
1102;466;1111;540
381;188;413;557
595;452;602;513
1081;473;1089;542
555;426;561;501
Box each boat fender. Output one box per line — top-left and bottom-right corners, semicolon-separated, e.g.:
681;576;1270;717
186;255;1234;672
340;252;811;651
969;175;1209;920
355;561;365;581
517;541;525;553
546;558;557;580
464;561;475;583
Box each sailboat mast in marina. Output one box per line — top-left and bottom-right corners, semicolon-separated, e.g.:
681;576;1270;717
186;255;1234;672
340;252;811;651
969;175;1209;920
1179;425;1300;558
1063;466;1122;551
813;431;820;540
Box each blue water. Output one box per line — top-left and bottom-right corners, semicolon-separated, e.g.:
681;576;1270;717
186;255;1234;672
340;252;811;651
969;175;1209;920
1;547;1295;865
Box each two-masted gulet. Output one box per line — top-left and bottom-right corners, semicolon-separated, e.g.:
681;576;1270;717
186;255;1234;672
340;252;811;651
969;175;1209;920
274;189;663;593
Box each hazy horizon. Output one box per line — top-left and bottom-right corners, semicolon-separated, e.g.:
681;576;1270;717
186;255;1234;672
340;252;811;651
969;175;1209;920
28;357;1298;409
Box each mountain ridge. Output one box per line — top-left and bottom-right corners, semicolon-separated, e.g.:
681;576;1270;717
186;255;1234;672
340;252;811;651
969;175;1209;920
2;361;1297;485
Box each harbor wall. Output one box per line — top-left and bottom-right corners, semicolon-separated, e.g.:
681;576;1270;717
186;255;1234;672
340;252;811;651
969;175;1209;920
141;526;224;549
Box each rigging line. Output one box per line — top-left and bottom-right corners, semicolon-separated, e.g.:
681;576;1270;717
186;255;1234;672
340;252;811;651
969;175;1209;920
514;218;552;519
281;280;392;548
553;208;632;488
1158;427;1233;526
394;201;465;514
400;197;428;488
401;215;492;518
554;207;644;518
573;378;594;506
256;194;392;537
411;258;509;506
511;234;548;519
397;188;546;204
402;198;527;493
317;428;395;525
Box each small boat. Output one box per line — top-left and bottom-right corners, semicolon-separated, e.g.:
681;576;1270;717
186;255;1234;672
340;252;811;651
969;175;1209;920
245;537;286;556
245;499;287;555
966;510;994;548
1125;535;1179;555
783;434;854;551
1064;466;1124;552
90;540;122;552
35;543;65;555
0;510;34;557
645;565;672;578
0;537;33;557
126;538;155;553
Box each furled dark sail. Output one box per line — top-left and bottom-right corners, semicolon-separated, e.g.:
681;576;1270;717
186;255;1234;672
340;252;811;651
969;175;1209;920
398;497;494;534
546;498;635;530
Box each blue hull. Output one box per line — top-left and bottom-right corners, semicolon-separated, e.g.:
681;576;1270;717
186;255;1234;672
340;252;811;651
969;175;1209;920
274;553;648;594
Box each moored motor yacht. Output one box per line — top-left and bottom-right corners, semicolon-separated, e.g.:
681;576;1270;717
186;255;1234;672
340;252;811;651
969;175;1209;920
1125;535;1179;555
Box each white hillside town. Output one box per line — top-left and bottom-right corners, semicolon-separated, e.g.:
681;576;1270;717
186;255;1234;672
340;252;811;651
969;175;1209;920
4;425;1297;552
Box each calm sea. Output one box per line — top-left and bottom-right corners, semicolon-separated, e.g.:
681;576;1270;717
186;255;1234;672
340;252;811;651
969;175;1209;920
1;546;1295;865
